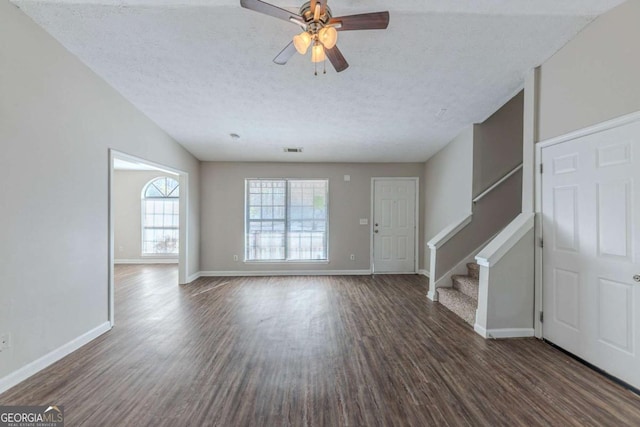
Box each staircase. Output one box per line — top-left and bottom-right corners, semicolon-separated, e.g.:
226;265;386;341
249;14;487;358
437;262;479;326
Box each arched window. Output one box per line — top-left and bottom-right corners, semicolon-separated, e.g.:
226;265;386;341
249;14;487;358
142;177;179;255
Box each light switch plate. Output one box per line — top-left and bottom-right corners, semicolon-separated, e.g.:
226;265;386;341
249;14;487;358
359;218;368;225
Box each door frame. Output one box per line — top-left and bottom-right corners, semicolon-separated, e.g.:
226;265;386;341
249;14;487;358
534;110;640;339
108;149;189;327
370;177;420;274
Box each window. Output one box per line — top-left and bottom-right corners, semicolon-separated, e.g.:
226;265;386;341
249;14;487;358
142;177;179;255
246;179;328;261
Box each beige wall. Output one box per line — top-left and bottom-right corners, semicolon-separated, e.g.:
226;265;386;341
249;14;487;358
200;162;424;272
114;170;178;261
422;127;474;273
537;0;640;141
0;0;199;382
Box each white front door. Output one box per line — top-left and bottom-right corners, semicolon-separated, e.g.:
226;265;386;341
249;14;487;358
541;120;640;389
372;179;417;273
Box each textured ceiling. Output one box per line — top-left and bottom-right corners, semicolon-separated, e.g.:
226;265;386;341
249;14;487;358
13;0;625;162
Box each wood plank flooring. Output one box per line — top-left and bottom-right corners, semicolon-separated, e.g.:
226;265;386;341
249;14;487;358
2;265;640;426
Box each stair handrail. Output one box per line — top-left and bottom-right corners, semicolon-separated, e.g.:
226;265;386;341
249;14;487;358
472;163;523;204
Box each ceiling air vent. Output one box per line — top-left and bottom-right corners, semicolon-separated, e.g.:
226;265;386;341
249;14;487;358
283;147;303;153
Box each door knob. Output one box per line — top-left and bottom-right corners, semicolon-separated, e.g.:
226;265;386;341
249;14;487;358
374;230;378;233
634;275;640;282
375;223;379;226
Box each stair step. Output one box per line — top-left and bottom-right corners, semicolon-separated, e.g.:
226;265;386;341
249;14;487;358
452;274;479;300
466;262;480;279
438;288;477;326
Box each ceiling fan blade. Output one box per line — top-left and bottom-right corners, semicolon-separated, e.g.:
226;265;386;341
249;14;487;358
325;45;349;72
329;11;390;31
240;0;303;23
273;41;298;65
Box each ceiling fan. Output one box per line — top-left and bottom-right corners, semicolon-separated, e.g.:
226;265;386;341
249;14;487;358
240;0;390;73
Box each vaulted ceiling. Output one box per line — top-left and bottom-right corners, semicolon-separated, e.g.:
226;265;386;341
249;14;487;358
13;0;626;162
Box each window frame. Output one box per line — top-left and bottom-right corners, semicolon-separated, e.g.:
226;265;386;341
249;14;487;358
141;176;180;257
244;178;330;263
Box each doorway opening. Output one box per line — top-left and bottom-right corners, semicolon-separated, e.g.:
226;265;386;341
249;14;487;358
108;150;189;326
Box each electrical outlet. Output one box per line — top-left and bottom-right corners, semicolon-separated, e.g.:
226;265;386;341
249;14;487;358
0;333;11;351
350;254;355;261
233;255;239;262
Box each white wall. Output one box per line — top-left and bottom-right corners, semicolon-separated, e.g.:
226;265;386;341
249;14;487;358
114;170;178;262
0;0;199;384
537;0;640;142
199;162;424;273
422;127;473;273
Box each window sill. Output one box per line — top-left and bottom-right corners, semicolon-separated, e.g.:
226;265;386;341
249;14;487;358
244;260;330;264
141;255;179;258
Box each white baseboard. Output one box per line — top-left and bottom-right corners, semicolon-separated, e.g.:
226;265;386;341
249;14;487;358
199;269;371;277
186;271;201;283
474;324;534;339
0;322;111;394
115;258;178;264
474;323;488;338
417;269;430;278
426;290;438;302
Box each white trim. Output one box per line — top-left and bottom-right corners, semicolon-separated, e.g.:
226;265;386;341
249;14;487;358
114;259;178;264
0;322;111;394
418;269;430;278
475;212;534;267
370;177;420;274
187;271;202;283
474;325;534;339
522;68;538;213
109;149;190;326
534;110;640;340
427;213;472;249
534;139;544;339
199;270;371;277
536;110;640;149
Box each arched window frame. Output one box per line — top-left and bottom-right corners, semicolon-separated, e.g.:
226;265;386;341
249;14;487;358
141;176;180;256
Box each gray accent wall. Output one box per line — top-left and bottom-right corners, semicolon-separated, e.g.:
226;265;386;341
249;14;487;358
431;92;524;281
537;0;640;142
199;162;424;273
114;170;179;262
0;0;200;380
473;91;524;197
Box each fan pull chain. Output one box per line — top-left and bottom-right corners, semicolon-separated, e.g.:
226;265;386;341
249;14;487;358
323;59;326;75
314;61;317;76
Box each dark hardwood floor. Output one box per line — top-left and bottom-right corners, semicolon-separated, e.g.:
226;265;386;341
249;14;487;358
2;265;640;426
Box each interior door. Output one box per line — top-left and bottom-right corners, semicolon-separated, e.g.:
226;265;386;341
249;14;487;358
541;120;640;389
372;179;416;273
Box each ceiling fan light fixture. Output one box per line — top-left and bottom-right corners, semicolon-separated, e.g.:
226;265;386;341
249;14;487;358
293;31;312;54
318;26;338;49
311;43;326;63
